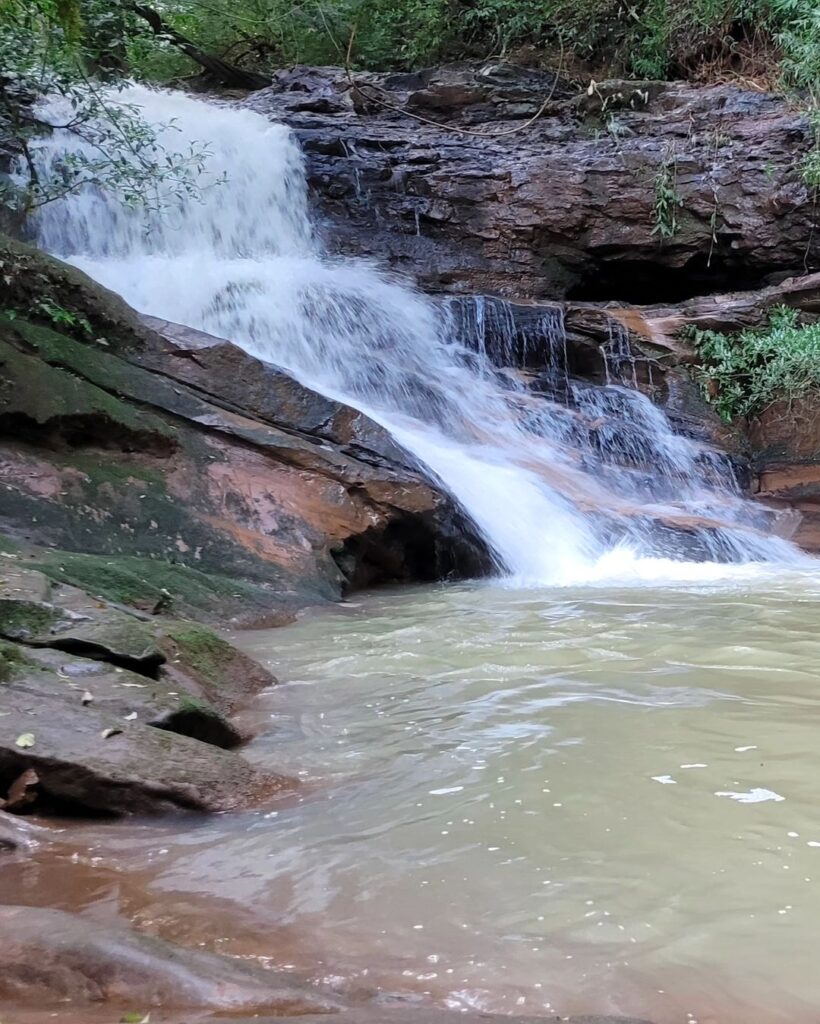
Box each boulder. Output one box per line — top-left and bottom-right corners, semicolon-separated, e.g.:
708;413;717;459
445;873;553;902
0;905;339;1012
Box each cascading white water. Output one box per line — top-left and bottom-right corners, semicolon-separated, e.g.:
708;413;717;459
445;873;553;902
22;85;812;583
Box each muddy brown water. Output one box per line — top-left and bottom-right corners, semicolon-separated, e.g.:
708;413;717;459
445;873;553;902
5;573;820;1023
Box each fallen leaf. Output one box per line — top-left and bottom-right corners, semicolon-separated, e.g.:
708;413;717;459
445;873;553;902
101;727;123;739
120;1014;150;1024
81;691;94;706
14;733;34;749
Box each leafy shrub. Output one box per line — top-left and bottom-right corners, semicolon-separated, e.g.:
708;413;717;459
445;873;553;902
694;306;820;422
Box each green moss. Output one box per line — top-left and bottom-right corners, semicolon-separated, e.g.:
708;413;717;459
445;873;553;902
164;624;235;679
0;639;31;682
29;551;280;623
0;600;58;640
176;694;216;714
0;534;20;555
0;329;173;443
67;453;167;492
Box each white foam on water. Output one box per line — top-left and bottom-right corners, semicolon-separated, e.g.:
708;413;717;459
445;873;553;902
715;789;785;804
21;84;817;586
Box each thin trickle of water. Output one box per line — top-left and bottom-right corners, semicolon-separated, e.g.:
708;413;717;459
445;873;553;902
21;85;812;582
603;318;637;387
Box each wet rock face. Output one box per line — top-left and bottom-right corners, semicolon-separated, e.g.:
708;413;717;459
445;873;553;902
749;397;820;553
246;64;818;301
0;241;491;625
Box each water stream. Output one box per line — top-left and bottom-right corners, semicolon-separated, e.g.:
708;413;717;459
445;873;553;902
10;575;820;1023
24;85;810;581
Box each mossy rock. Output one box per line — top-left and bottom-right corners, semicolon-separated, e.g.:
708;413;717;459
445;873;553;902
160;623;276;713
0;326;175;449
30;551;297;626
0;535;19;555
0;235;153;352
0;600;61;642
0;639;31;683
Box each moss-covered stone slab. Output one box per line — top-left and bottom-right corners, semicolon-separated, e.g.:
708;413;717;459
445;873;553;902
0;331;176;450
29;551;300;626
0;574;165;672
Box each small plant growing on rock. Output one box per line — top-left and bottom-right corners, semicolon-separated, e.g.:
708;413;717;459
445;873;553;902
651;147;683;239
693;305;820;422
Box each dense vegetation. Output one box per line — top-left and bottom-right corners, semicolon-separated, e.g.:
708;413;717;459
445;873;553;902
0;0;211;213
694;307;820;422
106;0;819;84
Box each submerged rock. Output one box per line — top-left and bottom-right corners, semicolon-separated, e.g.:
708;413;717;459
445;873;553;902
0;809;43;852
206;1010;654;1024
0;905;339;1012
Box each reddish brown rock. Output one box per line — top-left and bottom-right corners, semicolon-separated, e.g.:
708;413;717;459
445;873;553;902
747;397;820;553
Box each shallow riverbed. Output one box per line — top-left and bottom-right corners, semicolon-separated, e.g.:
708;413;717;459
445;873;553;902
8;569;820;1023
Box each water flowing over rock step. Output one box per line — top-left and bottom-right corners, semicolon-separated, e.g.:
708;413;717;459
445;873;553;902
444;279;820;549
139;306;798;559
247;63;819;300
0;241;488;619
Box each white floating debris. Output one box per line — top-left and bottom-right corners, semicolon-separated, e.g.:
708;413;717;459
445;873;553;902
734;746;758;752
715;788;784;803
651;775;677;785
429;786;464;796
680;764;708;769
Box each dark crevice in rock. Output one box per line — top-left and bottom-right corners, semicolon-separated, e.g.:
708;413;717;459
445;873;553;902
332;506;490;592
566;255;781;305
0;411;176;456
21;637;164;680
151;707;241;750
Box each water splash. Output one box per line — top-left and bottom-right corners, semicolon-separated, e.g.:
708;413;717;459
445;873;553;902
23;85;812;583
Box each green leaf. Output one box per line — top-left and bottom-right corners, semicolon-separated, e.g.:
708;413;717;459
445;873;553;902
14;733;35;749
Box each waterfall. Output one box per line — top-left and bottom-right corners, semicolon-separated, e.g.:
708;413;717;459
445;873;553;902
22;85;811;584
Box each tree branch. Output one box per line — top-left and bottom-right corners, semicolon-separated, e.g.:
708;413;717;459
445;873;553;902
130;3;271;91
